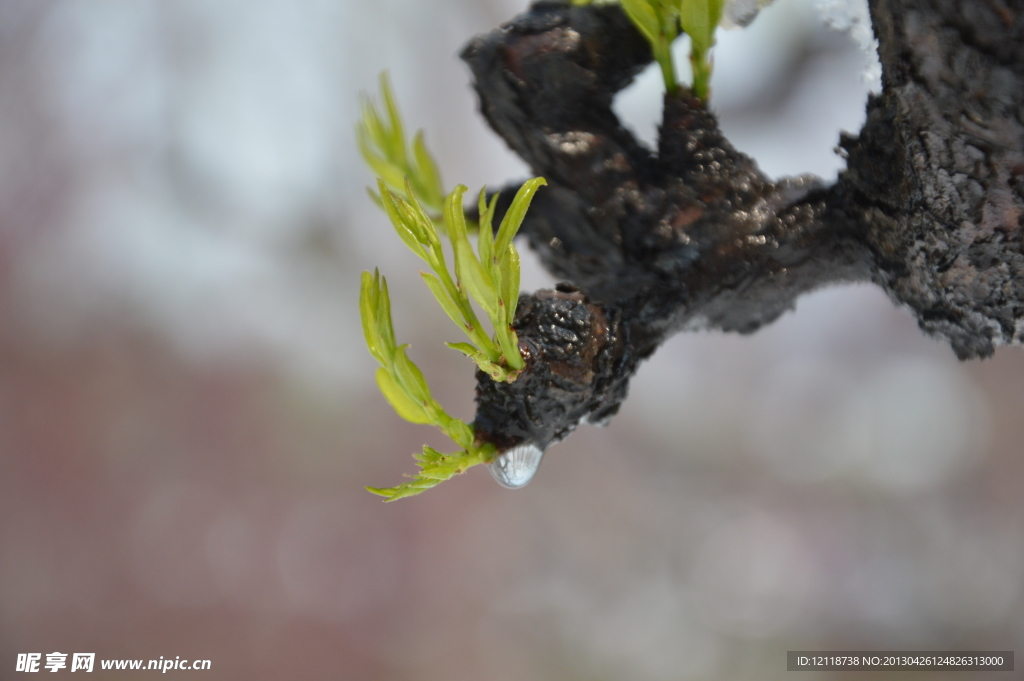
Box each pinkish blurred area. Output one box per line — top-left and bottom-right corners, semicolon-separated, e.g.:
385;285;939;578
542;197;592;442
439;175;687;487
1;1;1022;679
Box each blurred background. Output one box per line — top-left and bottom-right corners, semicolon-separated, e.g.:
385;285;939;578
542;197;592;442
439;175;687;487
1;0;1022;679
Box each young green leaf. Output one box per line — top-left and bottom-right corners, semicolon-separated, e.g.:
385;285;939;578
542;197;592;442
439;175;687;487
413;446;458;480
420;272;467;332
447;419;475;450
443;184;469;244
454;238;499;319
360;271;385;365
361;267;494;500
444;185;500;317
680;0;724;53
375;368;433;425
402;178;440;248
375;274;396;357
477;189;495;271
680;0;724;99
366;443;495;501
359;141;407;193
499;243;521;328
366;480;434;502
359;100;390;155
619;0;662;45
411;131;443;209
445;342;512;381
357;72;446;216
478;187;495;238
495;177;548;256
378;72;407;169
378;182;427;259
359;168;549;497
391;345;432;407
445;341;480;356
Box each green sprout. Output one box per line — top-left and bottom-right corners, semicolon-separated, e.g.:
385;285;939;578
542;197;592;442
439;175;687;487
358;78;548;498
360;269;494;501
357;72;445;221
677;0;725;99
360;178;545;500
573;0;724;100
377;177;546;381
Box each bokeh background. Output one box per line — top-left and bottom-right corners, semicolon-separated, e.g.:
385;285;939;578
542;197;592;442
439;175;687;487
2;0;1022;679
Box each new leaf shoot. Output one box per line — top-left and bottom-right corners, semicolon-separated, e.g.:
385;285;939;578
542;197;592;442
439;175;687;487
360;270;496;500
357;73;549;499
572;0;728;100
357;73;446;219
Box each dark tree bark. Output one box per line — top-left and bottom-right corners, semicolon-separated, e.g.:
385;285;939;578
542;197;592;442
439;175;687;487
460;0;1024;454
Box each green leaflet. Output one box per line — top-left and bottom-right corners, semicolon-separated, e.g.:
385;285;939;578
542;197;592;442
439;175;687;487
358;75;551;499
445;341;479;356
376;368;432;425
360;271;384;365
619;0;662;45
478;188;499;243
357;72;445;215
378;72;407;168
378;180;427;259
455;238;499;319
401;177;438;248
445;185;500;321
373;178;545;380
443;184;469;243
391;345;432;406
495;177;548;256
359;136;407;191
375;274;396;357
587;0;727;100
445;341;511;382
477;189;495;272
366;443;495;501
411;131;443;210
499;244;521;329
359;99;390;156
679;0;724;53
447;420;475;451
359;265;490;500
421;272;466;332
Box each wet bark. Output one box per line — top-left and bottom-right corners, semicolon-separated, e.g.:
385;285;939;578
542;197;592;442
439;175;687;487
462;0;1024;453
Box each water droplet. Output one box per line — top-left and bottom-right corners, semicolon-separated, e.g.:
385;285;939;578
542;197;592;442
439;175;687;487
488;443;544;489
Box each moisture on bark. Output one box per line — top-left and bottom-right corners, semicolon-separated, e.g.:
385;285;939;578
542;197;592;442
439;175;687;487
461;0;1024;453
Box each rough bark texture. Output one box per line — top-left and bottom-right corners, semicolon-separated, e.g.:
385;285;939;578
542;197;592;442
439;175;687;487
852;0;1024;359
462;0;1024;453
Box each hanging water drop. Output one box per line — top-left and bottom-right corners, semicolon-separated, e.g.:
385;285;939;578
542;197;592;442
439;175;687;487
488;443;545;489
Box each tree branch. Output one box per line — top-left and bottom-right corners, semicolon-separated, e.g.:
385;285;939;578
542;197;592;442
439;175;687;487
461;0;1024;453
847;0;1024;359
